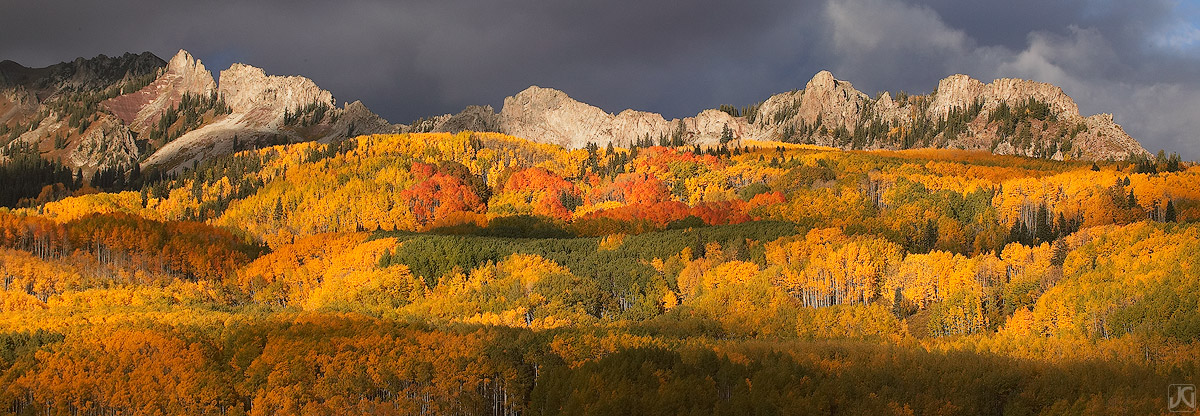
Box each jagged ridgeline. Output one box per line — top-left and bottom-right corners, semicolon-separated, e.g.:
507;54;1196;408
0;50;398;208
0;49;1168;210
420;71;1149;162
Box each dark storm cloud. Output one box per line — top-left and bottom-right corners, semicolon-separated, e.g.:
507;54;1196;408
906;0;1091;50
902;0;1200;158
1;0;1197;157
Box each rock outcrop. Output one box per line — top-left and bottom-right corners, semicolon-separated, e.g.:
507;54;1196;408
928;74;1079;119
498;86;628;148
793;70;871;128
0;86;38;125
334;100;396;139
67;113;139;170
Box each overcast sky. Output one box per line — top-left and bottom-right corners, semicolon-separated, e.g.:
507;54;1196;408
3;0;1198;158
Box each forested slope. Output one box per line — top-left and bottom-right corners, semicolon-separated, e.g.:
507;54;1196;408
0;132;1196;415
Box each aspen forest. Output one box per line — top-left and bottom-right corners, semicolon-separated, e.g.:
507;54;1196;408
0;131;1197;415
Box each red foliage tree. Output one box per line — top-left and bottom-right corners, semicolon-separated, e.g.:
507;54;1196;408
400;167;486;227
502;167;581;221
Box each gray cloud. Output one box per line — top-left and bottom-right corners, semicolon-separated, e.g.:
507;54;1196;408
1;0;1197;158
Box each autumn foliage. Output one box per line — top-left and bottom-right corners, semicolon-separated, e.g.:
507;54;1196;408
0;131;1195;414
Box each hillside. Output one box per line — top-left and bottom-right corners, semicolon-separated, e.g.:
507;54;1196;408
0;131;1194;412
0;52;165;173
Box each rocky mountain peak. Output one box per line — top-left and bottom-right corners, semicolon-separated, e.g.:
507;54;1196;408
490;85;748;149
102;49;216;130
499;85;614;148
805;70;840;92
797;71;869;128
167;50;195;71
163;50;215;89
509;85;574;107
218;63;333;123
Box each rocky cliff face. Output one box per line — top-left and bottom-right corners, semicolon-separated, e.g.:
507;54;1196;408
431;105;501;134
0;87;38;125
498;86;627;148
217;63;334;126
925;74;1082;122
793;70;872;128
469;72;1148;161
336;100;396;139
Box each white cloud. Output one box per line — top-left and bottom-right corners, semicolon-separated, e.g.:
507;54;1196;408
994;27;1113;95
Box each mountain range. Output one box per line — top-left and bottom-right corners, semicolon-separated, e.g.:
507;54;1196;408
0;49;1149;176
